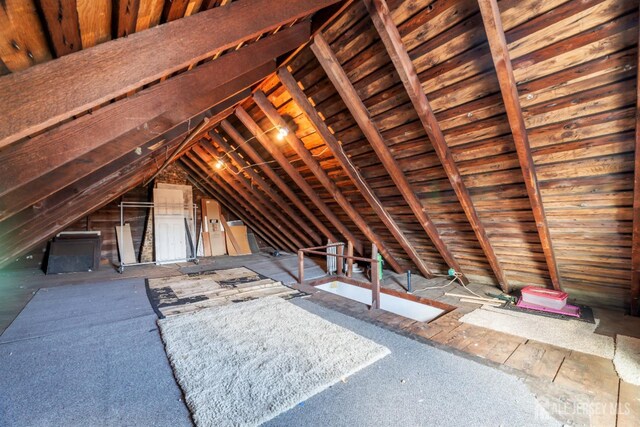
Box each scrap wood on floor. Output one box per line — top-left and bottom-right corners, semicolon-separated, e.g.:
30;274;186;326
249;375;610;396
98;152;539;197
146;266;306;317
158;296;390;427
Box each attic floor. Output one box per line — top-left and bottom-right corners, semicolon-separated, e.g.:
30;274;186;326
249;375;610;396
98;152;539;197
0;253;639;425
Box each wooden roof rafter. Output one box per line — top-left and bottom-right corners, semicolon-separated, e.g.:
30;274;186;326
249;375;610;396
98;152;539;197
478;0;563;291
311;33;468;282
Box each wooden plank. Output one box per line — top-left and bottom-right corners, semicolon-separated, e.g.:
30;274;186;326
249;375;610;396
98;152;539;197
253;90;402;272
36;0;83;57
365;0;509;291
200;199;212;257
631;1;640;316
478;0;563;291
235;106;364;254
113;0;140;38
76;0;111;48
219;214;241;254
0;0;339;147
162;0;189;22
208;131;323;245
278;68;433;278
115;223;137;264
311;33;467;282
218;120;340;245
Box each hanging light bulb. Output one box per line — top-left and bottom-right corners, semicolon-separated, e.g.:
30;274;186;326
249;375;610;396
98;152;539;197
276;126;289;141
215;159;224;170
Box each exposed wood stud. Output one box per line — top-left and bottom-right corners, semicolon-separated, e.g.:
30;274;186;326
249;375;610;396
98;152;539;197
631;0;640;316
36;0;83;57
278;68;433;279
219;119;340;246
364;0;509;292
311;33;467;282
254;90;403;273
235;106;364;254
478;0;563;291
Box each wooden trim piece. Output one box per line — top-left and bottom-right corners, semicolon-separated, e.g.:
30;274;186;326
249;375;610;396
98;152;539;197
311;34;467;282
193;142;312;248
478;0;563;291
253;90;403;273
631;1;640;316
182;160;282;250
0;0;339;147
235;106;364;254
278;67;433;279
364;0;509;291
208;131;323;245
218;119;339;244
0;24;309;200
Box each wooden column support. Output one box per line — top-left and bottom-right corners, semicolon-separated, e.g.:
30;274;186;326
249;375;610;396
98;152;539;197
278;67;434;279
364;0;509;291
371;243;381;309
311;33;468;283
478;0;563;291
234;106;364;254
253;90;403;273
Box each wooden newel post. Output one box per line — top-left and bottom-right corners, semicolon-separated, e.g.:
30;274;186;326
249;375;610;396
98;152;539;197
346;240;354;277
298;250;304;285
371;243;380;309
337;243;344;276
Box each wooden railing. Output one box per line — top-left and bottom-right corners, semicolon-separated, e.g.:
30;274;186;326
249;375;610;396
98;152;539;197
298;242;381;309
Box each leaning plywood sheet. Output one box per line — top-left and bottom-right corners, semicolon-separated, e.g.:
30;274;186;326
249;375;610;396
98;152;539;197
157;183;194;237
146;267;305;317
202;199;226;256
225;225;251;256
115;224;136;264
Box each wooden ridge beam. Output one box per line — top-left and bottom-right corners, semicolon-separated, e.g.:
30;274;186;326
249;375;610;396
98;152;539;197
207;131;323;245
478;0;562;291
193;142;312;248
218;119;340;246
181;158;283;251
278;68;433;279
631;1;640;316
0;24;309;202
235;106;364;254
185;152;297;252
0;0;340;147
253;90;403;272
364;0;509;291
311;34;466;282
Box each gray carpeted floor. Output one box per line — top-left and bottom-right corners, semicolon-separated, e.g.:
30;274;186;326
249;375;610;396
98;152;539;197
265;299;560;427
0;279;191;427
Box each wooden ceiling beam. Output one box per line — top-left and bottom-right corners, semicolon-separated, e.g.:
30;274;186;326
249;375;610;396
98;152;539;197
278;68;434;279
219;119;339;245
311;34;467;282
235;106;364;254
35;0;83;57
162;0;189;23
254;90;403;272
182;160;281;251
478;0;563;291
0;0;340;147
185;152;296;252
0;24;309;204
208;131;323;245
193;142;311;249
631;2;640;316
364;0;509;292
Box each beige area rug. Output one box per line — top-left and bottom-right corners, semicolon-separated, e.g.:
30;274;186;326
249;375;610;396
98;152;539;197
147;267;304;317
460;305;614;359
158;297;390;427
614;335;640;385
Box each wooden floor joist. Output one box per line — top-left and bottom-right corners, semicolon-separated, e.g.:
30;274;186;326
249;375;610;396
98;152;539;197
253;90;404;273
278;68;434;279
478;0;563;291
364;0;509;292
0;0;340;147
311;33;467;283
235;106;364;254
218;120;339;245
207;131;323;245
